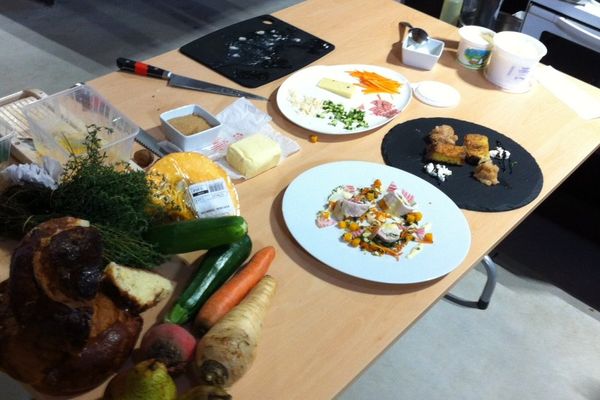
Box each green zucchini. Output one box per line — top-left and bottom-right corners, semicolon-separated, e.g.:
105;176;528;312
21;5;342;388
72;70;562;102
143;216;247;255
165;234;252;325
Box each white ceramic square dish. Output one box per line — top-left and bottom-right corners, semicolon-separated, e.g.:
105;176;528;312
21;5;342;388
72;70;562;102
160;104;222;151
402;37;445;70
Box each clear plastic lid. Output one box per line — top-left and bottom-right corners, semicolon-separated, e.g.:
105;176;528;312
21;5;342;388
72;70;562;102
412;81;461;108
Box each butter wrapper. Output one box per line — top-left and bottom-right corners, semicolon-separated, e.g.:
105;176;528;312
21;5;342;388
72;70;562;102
192;97;301;180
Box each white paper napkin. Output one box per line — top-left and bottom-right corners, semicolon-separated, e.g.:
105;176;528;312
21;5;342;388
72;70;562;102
1;156;62;189
535;65;600;120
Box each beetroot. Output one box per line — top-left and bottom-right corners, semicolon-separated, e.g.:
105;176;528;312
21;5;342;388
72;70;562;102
139;323;196;374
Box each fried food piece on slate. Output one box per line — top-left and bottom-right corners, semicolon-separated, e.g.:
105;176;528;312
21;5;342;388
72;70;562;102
429;125;458;145
474;160;500;186
464;133;491;165
426;143;466;166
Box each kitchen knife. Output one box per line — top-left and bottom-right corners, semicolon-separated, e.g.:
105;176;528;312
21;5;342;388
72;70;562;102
135;128;167;158
116;58;269;101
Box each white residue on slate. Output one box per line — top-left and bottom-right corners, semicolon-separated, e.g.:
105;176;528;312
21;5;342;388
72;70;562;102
225;28;292;66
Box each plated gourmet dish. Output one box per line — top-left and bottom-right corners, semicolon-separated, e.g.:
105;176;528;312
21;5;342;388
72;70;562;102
276;64;412;134
381;117;543;212
315;179;433;260
282;161;471;284
423;124;513;186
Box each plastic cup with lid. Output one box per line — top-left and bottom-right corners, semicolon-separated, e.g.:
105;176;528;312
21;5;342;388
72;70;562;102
457;25;495;69
484;31;547;93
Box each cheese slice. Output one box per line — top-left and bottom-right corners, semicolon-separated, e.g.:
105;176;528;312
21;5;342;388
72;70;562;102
317;77;356;98
147;152;240;220
226;134;281;178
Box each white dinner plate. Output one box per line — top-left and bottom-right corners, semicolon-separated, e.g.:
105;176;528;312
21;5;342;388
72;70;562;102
276;64;411;135
282;161;471;284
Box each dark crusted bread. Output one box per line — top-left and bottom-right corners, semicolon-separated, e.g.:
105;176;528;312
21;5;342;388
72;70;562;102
0;217;142;396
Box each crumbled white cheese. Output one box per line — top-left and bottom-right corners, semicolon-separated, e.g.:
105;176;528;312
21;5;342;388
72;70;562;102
288;90;324;117
490;146;511;160
424;162;452;182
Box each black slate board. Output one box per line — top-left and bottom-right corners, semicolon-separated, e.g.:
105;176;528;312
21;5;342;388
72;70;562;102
381;118;543;212
180;15;335;88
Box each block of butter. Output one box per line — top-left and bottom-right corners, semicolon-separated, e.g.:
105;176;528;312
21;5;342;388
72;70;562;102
226;134;282;178
317;77;356;98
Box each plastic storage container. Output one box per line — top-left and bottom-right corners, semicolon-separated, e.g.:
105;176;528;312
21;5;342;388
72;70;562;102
484;31;547;93
457;25;495;69
22;85;138;164
0;119;16;168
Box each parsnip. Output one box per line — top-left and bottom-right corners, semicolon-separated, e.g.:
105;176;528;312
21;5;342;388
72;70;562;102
194;275;276;387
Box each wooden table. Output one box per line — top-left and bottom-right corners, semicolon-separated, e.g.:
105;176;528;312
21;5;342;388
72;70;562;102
3;0;600;398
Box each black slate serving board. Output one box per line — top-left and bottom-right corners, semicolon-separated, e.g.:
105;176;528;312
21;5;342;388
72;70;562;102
381;118;543;212
180;15;335;88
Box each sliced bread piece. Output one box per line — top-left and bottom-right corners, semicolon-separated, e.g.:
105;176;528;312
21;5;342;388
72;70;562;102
104;262;173;313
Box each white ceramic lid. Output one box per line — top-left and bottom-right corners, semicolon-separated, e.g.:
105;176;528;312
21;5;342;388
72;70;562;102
412;81;461;108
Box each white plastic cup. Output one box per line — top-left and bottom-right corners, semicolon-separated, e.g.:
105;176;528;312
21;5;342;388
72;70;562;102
457;25;495;69
484;31;547;93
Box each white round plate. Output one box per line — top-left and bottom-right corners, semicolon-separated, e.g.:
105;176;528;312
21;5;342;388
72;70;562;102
282;161;471;284
276;64;411;135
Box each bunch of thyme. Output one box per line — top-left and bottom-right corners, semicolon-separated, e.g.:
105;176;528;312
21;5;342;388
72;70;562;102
0;125;167;269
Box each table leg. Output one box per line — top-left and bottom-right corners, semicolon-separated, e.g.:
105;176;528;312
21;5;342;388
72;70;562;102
445;255;497;309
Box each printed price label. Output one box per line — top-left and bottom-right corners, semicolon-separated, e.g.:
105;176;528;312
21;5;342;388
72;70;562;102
187;178;236;218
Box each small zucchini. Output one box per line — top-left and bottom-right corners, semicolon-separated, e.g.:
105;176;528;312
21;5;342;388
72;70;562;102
144;216;248;255
165;235;252;325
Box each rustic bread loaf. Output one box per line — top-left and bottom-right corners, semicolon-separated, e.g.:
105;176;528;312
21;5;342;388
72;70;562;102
0;217;143;396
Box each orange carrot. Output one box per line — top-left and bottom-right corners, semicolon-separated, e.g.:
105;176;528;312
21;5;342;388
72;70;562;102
348;70;402;95
193;246;276;336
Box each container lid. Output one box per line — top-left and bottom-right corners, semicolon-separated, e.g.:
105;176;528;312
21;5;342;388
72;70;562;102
412;81;460;108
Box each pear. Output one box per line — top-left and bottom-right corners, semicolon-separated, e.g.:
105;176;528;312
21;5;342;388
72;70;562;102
104;359;177;400
178;385;231;400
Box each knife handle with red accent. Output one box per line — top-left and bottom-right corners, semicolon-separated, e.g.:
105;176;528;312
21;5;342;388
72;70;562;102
116;57;171;80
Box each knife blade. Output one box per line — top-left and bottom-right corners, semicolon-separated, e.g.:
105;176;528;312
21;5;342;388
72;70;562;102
134;128;167;158
116;57;268;101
